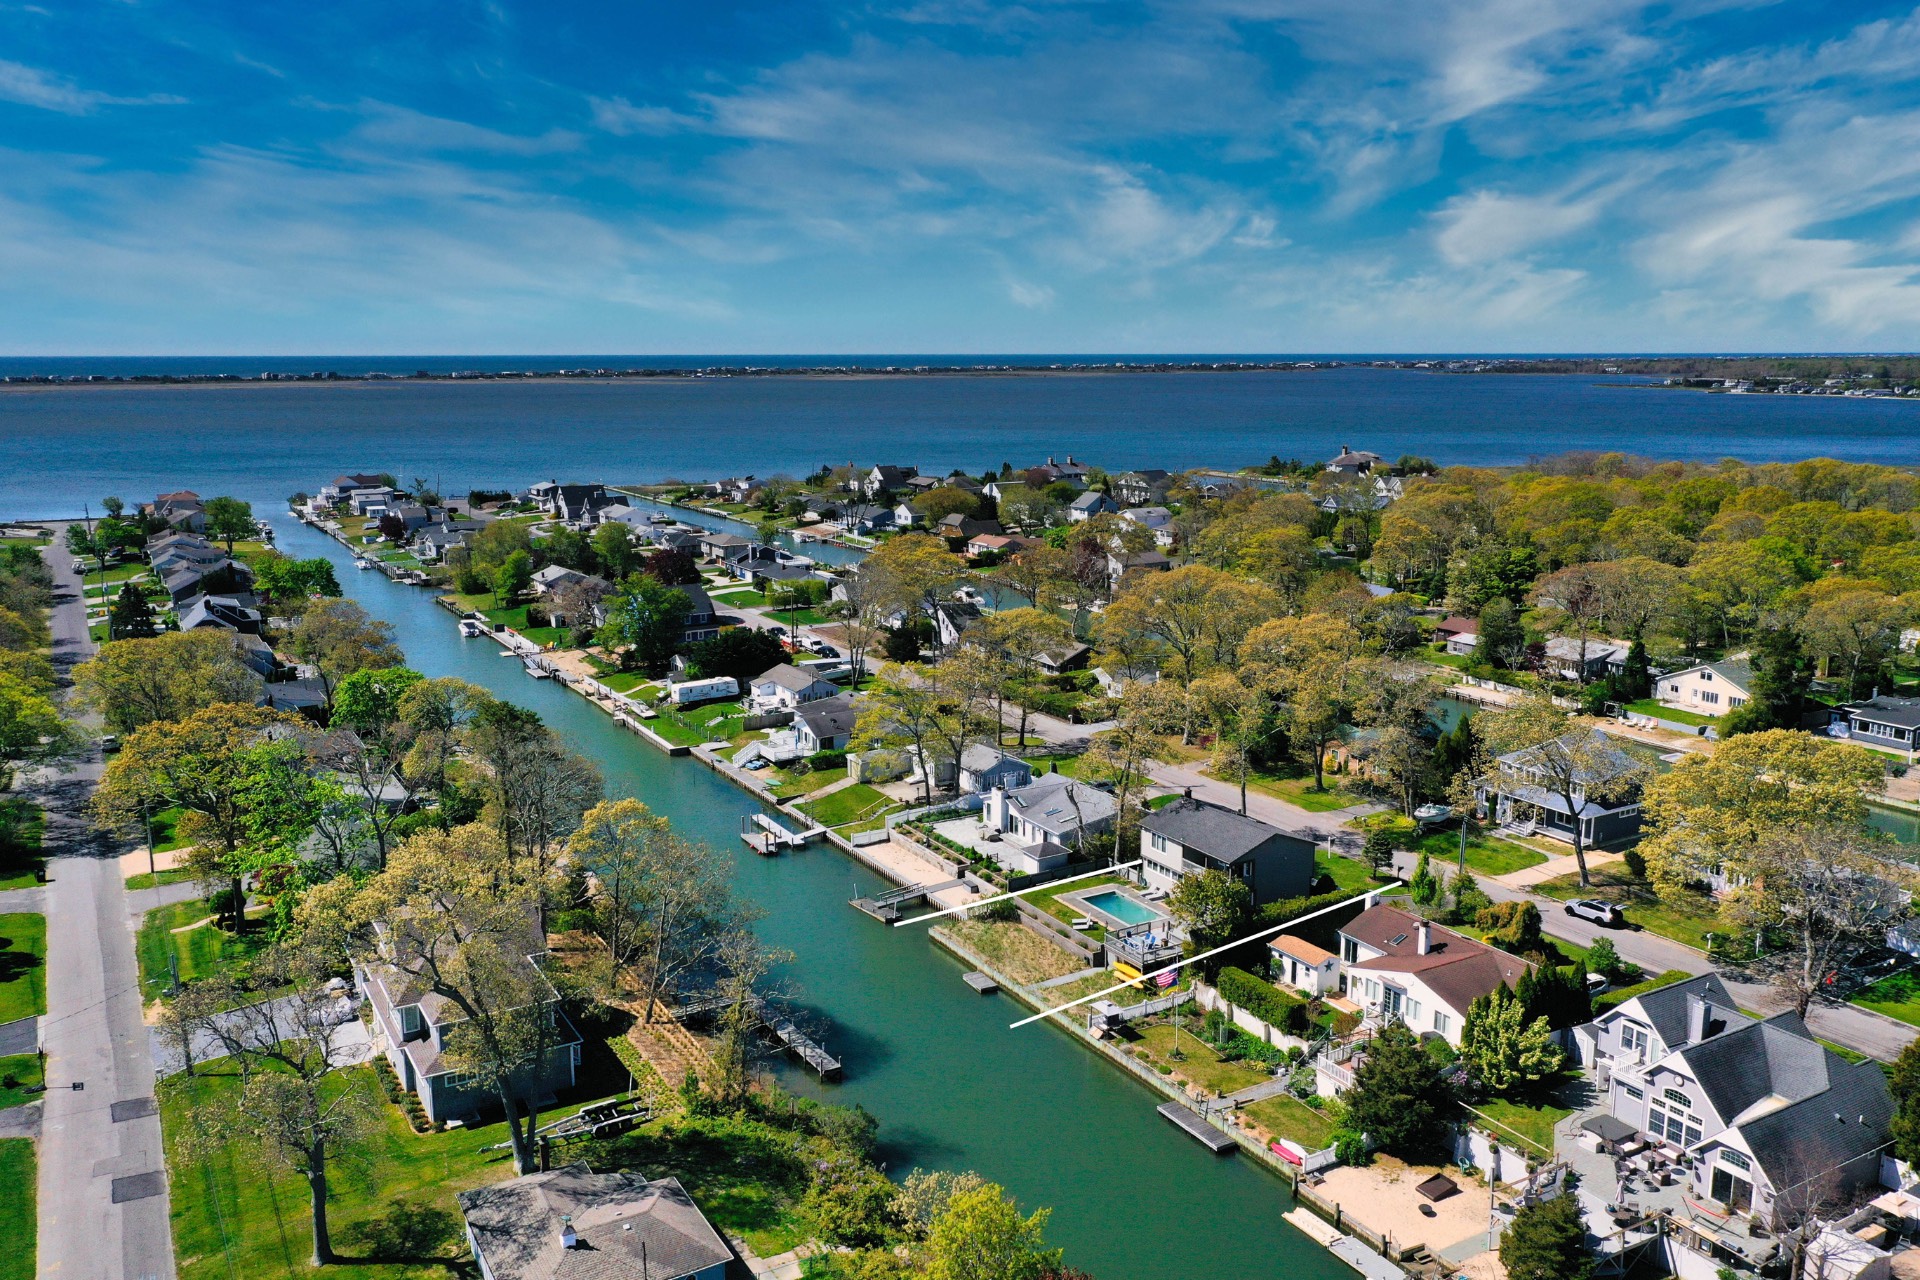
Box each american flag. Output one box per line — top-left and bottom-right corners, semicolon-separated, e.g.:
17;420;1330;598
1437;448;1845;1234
1154;971;1177;989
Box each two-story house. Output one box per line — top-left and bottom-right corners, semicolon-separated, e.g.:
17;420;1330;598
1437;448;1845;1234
864;465;917;498
958;745;1032;795
1657;657;1752;717
1332;903;1533;1047
1585;974;1895;1222
1111;470;1173;507
1067;492;1118;522
981;774;1117;855
1476;729;1645;849
358;914;582;1127
793;694;858;755
1138;795;1315;906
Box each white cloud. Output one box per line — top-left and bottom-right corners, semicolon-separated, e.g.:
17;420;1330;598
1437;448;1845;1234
1433;188;1605;265
0;59;184;114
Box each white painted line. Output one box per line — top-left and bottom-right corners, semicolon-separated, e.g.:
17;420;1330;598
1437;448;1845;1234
891;860;1144;927
1008;882;1403;1029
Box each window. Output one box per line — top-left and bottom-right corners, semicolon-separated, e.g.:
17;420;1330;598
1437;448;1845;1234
1729;697;1746;708
1701;671;1714;682
399;1005;424;1038
1720;1150;1751;1172
1619;1023;1649;1055
1700;691;1719;705
1663;1088;1692;1109
1433;1012;1449;1036
1407;998;1422;1022
1149;833;1169;853
1342;938;1359;963
1622;1084;1644;1101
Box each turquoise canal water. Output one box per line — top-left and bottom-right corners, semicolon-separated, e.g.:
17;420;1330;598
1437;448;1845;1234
274;516;1346;1280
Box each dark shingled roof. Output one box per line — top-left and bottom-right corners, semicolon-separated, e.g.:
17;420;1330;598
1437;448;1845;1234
795;694;859;740
458;1165;732;1280
1340;903;1535;1015
1140;797;1288;863
1608;972;1736;1050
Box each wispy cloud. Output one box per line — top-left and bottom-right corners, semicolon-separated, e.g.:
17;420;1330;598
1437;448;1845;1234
0;58;184;114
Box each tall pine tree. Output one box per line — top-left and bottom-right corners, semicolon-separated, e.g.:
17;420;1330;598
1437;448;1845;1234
108;582;159;640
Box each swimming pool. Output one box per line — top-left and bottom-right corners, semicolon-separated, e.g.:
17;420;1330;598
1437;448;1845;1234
1082;890;1166;927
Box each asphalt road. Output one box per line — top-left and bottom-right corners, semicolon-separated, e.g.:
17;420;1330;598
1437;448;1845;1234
33;532;177;1280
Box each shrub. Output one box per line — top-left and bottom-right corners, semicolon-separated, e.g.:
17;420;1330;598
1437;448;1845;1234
1216;966;1307;1035
808;750;849;770
1332;1128;1371;1166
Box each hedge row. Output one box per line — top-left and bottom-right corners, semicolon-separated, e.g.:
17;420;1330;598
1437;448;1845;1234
1216;965;1307;1034
1257;887;1366;929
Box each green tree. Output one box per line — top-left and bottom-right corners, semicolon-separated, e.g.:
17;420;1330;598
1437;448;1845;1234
1461;985;1564;1095
1363;826;1397;876
1890;1038;1920;1167
1722;624;1810;735
924;1182;1061;1280
203;496;256;552
1410;851;1440;906
591;521;639;580
686;627;788;684
1165;868;1251;975
74;630;263;735
1472;597;1526;669
1500;1190;1593;1280
249;552;342;612
107;581;159;641
0;671;80;786
1341;1021;1451;1158
595;576;691;674
493;549;534;606
287;597;404;708
1584;935;1623;983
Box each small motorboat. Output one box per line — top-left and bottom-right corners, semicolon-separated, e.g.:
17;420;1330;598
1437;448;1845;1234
352;557;372;570
458;619;486;637
1413;803;1453;825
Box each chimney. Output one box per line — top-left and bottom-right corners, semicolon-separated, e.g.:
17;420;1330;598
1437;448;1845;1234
1183;786;1193;800
1417;922;1432;956
1686;992;1709;1044
561;1217;577;1249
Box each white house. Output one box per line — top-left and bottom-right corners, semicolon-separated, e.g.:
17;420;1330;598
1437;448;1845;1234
1268;934;1340;997
1335;903;1533;1047
1656;657;1752;717
1584;974;1895;1223
1119;506;1178;548
793;695;858;754
747;663;841;711
981;775;1116;851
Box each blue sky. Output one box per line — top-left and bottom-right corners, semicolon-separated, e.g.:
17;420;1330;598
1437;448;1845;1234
5;1;1920;354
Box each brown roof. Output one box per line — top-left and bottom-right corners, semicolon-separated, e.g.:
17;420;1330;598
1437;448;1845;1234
1341;903;1534;1015
1269;934;1334;965
1434;616;1478;637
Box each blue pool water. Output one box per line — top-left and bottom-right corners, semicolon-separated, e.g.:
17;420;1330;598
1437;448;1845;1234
1084;889;1165;926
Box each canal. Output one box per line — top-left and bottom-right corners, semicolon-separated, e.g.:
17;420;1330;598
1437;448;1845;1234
275;515;1346;1280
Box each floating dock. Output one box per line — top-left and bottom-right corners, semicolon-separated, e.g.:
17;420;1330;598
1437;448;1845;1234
764;1010;842;1080
962;972;999;995
1156;1101;1236;1154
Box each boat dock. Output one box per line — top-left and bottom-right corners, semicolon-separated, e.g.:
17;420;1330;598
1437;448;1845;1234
1156;1101;1236;1154
668;994;841;1079
962;972;998;994
740;812;819;854
851;878;968;922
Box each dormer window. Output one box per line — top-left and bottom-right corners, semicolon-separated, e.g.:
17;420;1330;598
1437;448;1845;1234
399;1005;425;1040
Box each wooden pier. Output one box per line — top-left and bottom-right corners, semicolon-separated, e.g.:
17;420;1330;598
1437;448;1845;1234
668;994;841;1080
1156;1101;1236;1154
962;972;999;995
851;878;968;922
741;812;819;855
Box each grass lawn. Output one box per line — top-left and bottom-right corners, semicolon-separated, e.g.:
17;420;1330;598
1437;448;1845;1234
0;1138;33;1280
0;798;45;890
1621;698;1722;728
1470;1097;1573;1159
439;591;501;614
796;783;896;828
518;625;570;648
163;1065;517;1280
766;607;834;627
768;765;848;801
939;920;1086;985
0;914;46;1022
650;699;750;747
1423;647;1474;671
125;868;199;891
1128;1023;1271;1097
1853;971;1920;1026
1243;1094;1338;1150
147;805;187;853
713;588;770;608
1414;828;1547;877
0;1052;42;1110
1315;853;1383;895
1532;867;1720;952
599;671;653;695
136;900;269;997
1248;774;1360;812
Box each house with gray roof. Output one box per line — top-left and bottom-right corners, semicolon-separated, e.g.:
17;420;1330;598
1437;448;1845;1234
457;1164;732;1280
1584;974;1894;1222
1476;728;1645;849
1067;491;1117;522
747;663;841;711
356;911;581;1127
1111;469;1173;506
958;745;1032;794
1836;694;1920;760
793;694;859;754
981;774;1116;854
1139;795;1315;905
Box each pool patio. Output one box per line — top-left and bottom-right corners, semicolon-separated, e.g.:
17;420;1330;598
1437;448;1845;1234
1055;882;1171;931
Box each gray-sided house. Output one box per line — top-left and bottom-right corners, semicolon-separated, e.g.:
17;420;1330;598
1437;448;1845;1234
1476;729;1645;848
1541;636;1631;682
1139;796;1314;906
458;1164;732;1280
1835;694;1920;760
1583;974;1895;1223
959;745;1032;794
1068;491;1118;521
358;912;582;1127
1111;469;1173;507
748;663;841;711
